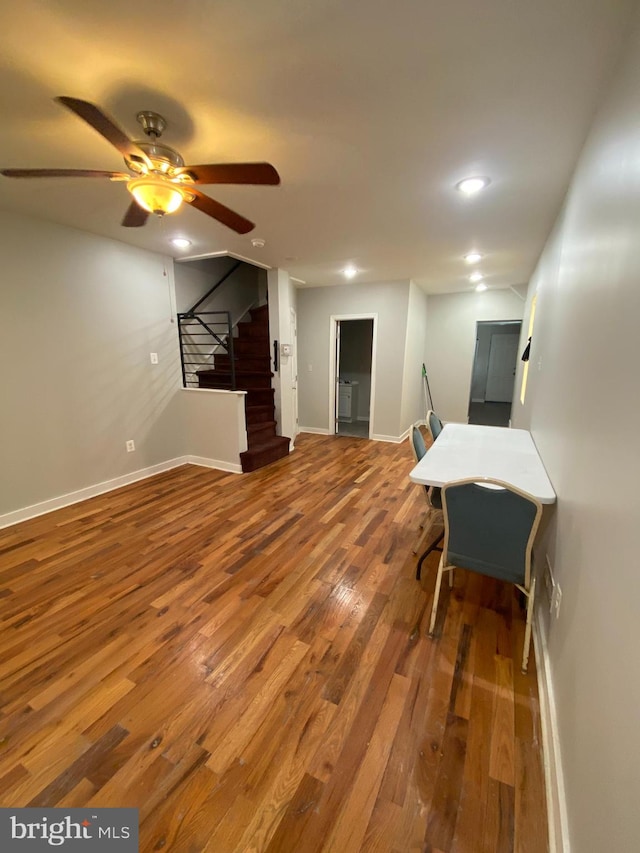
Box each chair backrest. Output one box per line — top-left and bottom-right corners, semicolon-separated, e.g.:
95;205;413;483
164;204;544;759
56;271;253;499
427;410;443;441
410;424;427;462
441;478;542;586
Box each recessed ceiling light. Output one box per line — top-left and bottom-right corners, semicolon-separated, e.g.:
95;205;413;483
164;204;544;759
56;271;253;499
171;237;191;249
464;251;483;264
343;265;358;279
455;176;491;196
475;282;488;292
469;271;484;283
251;238;266;248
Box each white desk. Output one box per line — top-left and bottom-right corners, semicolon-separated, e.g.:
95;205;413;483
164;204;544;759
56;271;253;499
410;423;556;504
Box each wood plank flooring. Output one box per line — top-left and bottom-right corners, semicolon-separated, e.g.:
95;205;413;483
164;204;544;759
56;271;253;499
0;432;548;852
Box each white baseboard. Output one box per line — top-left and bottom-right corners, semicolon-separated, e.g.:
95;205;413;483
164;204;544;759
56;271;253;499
187;455;243;474
299;425;409;443
533;611;570;853
372;432;407;443
0;455;243;529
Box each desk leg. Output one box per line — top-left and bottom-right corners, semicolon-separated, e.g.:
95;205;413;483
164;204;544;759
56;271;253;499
416;530;444;581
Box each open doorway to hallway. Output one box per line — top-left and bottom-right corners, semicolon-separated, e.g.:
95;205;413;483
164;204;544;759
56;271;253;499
332;317;374;438
468;320;522;427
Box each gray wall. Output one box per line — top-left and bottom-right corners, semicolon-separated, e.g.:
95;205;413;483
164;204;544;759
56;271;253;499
174;256;265;318
424;289;525;423
401;282;429;429
511;12;640;851
296;280;411;439
0;210;184;516
173;257;265;381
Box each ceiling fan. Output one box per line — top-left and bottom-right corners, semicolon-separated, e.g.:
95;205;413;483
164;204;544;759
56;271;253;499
0;97;280;234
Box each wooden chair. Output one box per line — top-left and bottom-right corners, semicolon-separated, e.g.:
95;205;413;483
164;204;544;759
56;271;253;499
428;478;542;672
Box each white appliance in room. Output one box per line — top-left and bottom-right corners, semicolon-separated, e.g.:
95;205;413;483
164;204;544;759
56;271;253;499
338;380;359;422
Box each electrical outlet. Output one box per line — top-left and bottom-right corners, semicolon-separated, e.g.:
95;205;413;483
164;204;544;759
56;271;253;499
150;353;158;364
126;440;135;452
553;584;562;619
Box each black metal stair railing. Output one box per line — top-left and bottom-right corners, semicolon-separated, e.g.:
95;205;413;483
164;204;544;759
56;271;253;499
177;311;236;389
177;260;243;389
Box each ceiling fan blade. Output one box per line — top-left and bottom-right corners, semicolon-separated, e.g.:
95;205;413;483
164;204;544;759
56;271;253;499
178;163;280;185
187;188;255;234
121;201;149;228
55;97;152;169
1;168;130;179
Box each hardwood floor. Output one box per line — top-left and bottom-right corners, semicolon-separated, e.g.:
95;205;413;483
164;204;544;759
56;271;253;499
0;433;548;852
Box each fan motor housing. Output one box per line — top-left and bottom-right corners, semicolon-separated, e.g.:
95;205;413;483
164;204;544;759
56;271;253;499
132;141;185;173
129;110;185;175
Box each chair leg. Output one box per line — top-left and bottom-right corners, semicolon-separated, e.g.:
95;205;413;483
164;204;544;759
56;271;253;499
521;577;536;674
428;556;445;637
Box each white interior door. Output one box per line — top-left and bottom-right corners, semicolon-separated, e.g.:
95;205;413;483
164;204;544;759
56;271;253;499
485;334;520;402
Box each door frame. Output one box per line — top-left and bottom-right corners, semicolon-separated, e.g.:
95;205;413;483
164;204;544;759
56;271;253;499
328;314;378;437
468;320;522;408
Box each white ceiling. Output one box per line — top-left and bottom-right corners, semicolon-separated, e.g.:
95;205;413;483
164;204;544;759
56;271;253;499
0;0;634;293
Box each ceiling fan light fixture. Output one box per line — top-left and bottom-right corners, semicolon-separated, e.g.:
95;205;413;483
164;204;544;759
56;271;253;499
128;176;185;215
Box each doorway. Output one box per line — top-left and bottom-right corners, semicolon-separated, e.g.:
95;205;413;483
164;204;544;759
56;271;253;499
468;320;522;426
329;316;376;438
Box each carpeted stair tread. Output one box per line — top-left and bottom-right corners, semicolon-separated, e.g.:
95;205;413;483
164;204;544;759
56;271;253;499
240;435;290;473
247;420;278;437
196;301;289;472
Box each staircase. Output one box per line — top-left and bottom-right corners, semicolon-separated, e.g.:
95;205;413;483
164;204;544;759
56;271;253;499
196;303;291;472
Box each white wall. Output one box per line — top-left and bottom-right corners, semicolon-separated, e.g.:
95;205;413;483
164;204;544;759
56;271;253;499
296;280;411;439
424;289;524;423
511;13;640;851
